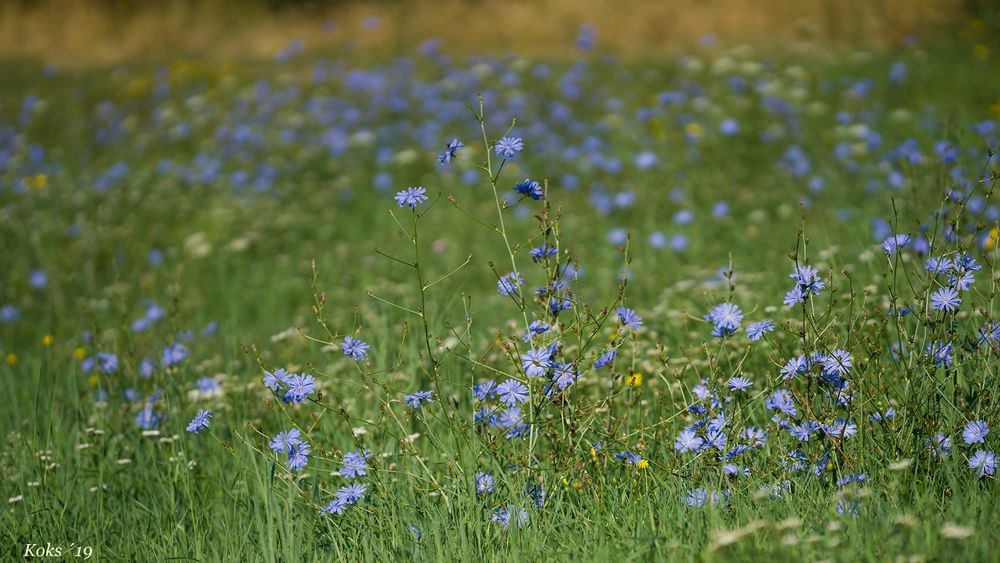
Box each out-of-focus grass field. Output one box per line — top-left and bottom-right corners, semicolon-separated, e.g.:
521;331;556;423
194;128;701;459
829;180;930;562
0;0;977;64
2;2;1000;561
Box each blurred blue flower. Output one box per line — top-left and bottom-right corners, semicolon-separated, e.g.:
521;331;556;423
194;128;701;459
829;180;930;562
927;433;952;457
475;472;495;494
438;138;463;165
576;23;597;51
594;349;616;369
135;407;160;429
970;450;996;478
497;272;523;296
881;234;911;254
341;450;370;479
0;305;20;323
186;410;212;433
29;270;47;289
161;343;189;368
404;390;434;409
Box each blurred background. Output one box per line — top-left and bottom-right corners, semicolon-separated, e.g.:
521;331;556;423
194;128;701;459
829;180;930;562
1;0;998;64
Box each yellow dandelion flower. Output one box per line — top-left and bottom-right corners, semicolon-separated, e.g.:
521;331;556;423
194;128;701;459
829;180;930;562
572;481;582;490
590;446;597;457
627;372;643;387
6;353;16;365
684;122;704;139
636;459;650;470
74;347;87;360
33;174;48;189
88;375;100;388
41;335;53;347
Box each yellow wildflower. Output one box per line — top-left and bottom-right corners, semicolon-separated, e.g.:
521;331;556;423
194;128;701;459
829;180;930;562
985;227;999;251
685;122;704;139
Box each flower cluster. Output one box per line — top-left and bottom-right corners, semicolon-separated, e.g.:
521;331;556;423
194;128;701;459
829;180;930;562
319;450;372;516
262;368;318;404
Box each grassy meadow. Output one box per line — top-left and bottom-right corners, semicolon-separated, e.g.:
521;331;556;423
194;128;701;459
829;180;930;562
1;8;1000;561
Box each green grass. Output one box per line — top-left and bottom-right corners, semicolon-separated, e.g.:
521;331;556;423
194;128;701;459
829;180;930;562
1;34;1000;561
